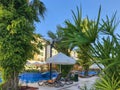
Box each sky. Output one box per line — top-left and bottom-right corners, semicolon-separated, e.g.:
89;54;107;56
35;0;120;39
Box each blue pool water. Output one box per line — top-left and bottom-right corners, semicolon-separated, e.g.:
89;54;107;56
79;70;99;76
0;71;58;83
19;71;58;83
0;78;2;83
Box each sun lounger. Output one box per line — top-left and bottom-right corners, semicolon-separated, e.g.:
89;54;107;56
61;72;73;85
38;73;64;87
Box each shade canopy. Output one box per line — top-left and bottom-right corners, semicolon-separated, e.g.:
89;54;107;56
90;63;105;69
26;60;46;65
46;52;76;65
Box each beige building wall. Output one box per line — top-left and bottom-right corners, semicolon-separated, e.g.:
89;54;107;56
33;38;58;61
33;38;47;61
70;50;78;60
33;38;77;61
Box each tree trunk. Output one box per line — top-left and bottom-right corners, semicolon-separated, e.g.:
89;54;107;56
1;79;12;90
13;72;19;90
1;72;19;90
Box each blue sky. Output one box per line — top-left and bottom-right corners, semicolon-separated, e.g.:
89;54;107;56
35;0;120;39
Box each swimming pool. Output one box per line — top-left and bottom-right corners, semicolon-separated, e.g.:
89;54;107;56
0;78;2;83
79;70;99;77
0;71;58;83
19;71;58;83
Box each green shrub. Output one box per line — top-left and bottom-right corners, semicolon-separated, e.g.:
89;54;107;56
95;74;120;90
24;69;39;73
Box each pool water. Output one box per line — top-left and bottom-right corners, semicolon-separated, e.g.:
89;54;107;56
0;78;2;83
79;70;99;77
19;71;58;83
0;71;58;83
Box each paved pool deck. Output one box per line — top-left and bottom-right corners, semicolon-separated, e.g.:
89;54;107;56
21;76;99;90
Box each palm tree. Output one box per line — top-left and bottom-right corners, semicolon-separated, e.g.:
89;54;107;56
29;0;46;22
60;6;101;76
47;26;73;77
90;13;120;88
47;26;71;55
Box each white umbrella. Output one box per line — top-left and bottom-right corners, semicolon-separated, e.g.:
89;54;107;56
26;60;46;66
46;52;76;64
26;60;32;65
90;63;105;69
46;52;76;72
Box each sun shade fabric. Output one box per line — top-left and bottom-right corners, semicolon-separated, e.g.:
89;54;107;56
46;52;76;65
26;60;46;65
89;63;105;69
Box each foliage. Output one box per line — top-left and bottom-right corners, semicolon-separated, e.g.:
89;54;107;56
59;6;101;76
95;74;120;90
58;5;120;88
76;47;92;75
61;65;73;77
23;69;39;73
90;12;120;84
47;26;73;77
47;26;71;55
0;0;46;89
89;10;120;89
61;6;101;47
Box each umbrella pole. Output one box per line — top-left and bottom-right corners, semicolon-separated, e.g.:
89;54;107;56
60;65;61;73
50;63;52;79
50;40;54;79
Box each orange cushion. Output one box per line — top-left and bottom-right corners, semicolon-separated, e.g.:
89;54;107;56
47;80;54;83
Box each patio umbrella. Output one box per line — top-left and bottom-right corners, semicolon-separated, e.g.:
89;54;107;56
31;61;46;66
26;60;32;65
46;52;76;65
26;60;46;66
46;52;76;74
89;63;105;69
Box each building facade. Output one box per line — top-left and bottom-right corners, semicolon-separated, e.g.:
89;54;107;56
33;38;58;61
33;38;77;61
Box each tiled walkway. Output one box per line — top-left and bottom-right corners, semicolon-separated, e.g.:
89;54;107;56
21;76;99;90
